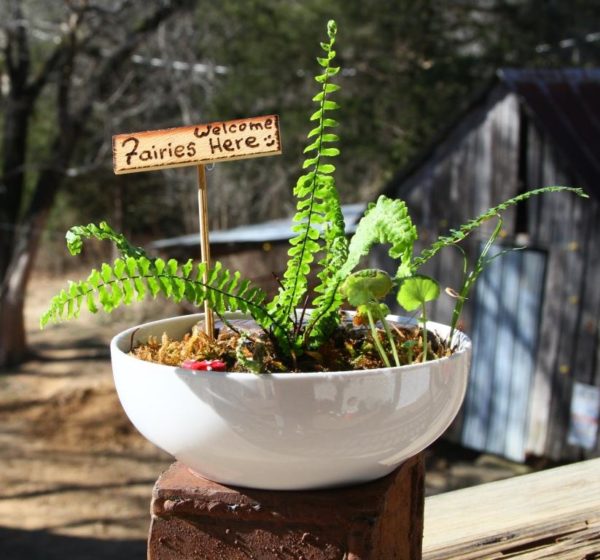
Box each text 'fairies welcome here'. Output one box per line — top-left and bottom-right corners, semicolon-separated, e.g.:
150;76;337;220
112;114;281;174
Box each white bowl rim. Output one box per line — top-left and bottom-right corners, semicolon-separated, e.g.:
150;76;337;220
111;312;472;380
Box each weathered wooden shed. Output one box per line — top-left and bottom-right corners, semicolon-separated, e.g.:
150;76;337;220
376;68;600;462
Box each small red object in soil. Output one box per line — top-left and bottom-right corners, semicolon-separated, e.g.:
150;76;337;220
181;359;227;372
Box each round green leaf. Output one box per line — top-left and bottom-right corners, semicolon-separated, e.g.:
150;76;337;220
397;275;440;312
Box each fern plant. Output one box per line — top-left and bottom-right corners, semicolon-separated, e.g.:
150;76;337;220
41;20;588;372
267;19;347;355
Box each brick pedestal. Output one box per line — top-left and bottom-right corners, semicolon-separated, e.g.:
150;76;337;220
148;455;424;560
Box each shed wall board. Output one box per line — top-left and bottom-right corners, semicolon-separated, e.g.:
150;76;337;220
462;247;546;462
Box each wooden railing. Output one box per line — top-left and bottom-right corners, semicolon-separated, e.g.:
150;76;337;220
423;458;600;559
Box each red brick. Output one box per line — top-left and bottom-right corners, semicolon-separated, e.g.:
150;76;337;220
148;455;424;559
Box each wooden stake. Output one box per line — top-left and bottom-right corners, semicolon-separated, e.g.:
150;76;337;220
197;164;214;338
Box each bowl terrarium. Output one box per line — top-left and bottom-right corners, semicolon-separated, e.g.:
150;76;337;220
110;313;471;489
42;21;585;490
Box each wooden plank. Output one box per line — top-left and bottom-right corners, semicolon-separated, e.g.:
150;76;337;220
471;106;492;218
461;247;502;451
526;247;560;456
461;248;545;461
500;520;600;560
523;128;554;455
570;199;600;459
423;458;600;559
572;199;600;385
523;121;544;249
487;248;521;457
425;519;600;560
589;201;600;459
113;114;281;174
543;157;582;461
595;271;600;457
489;93;520;213
505;250;546;460
525;128;574;460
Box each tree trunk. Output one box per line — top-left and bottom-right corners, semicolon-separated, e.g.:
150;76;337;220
0;94;32;280
0;157;66;368
0;236;30;367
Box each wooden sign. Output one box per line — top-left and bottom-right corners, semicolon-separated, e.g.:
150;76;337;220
112;115;281;174
112;114;282;339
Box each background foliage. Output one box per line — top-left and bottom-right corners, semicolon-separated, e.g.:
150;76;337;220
4;0;598;245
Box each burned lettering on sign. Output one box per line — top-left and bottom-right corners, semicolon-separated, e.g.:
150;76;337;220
113;115;281;174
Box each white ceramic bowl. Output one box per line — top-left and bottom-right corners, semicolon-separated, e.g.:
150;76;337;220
111;313;471;490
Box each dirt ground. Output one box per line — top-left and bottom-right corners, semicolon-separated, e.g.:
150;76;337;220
0;270;533;560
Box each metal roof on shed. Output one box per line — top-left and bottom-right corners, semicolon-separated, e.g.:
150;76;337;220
499;68;600;199
150;203;366;251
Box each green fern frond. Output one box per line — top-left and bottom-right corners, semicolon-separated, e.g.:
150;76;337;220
40;255;290;348
268;20;344;344
304;175;349;347
343;195;418;279
43;222;291;352
412;186;588;269
66;222;147;259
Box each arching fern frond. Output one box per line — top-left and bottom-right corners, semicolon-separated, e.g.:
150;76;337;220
303;195;417;347
40;255;290;351
66;221;147;259
343;195;418;279
43;222;292;353
412;186;588;269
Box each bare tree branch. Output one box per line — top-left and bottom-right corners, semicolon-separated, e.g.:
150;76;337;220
77;0;195;115
3;2;30;82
